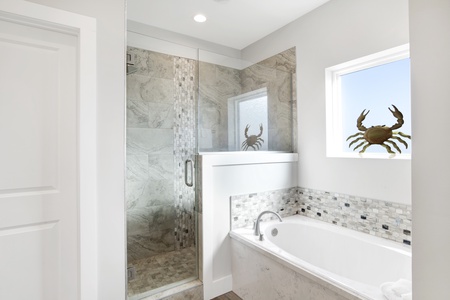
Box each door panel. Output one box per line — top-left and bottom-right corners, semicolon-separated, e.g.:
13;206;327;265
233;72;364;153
0;12;78;300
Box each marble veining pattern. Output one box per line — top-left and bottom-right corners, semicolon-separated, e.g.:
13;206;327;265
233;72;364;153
198;47;296;152
126;47;199;298
231;239;356;300
126;47;197;266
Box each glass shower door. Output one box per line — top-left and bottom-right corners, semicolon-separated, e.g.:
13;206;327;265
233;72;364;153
125;41;198;298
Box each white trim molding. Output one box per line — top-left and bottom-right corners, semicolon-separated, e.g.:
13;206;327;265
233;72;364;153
325;44;410;159
0;1;98;299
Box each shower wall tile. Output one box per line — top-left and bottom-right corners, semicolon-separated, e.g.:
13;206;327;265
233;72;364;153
275;69;293;103
127;206;175;235
145;179;174;206
127;229;176;262
240;48;295;152
126;155;149;182
127;98;149;128
126;179;172;210
147;51;175;79
256;47;296;73
268;128;292;152
240;64;276;94
127;97;174;129
148;102;174;129
126;128;173;155
198;47;296;152
148;154;173;180
146;205;176;230
230;187;412;245
198;61;241;151
216;65;241;98
292;72;297;153
127;47;174;79
126;47;183;263
127;75;174;103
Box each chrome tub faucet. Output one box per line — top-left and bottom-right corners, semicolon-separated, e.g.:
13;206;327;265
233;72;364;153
254;210;283;238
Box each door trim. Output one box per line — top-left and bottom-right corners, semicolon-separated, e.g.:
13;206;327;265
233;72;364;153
0;1;97;299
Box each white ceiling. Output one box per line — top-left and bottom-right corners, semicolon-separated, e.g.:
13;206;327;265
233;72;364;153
127;0;330;50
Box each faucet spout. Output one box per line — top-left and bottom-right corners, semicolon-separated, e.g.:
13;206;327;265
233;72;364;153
254;210;283;236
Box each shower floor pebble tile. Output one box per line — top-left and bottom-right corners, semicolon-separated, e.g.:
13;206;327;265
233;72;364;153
127;247;197;297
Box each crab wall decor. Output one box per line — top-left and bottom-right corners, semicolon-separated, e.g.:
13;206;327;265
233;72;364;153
346;105;411;154
241;124;264;151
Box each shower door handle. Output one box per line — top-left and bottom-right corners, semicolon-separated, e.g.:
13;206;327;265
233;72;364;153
185;159;194;187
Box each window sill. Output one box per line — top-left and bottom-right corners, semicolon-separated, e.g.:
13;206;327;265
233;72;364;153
327;152;411;160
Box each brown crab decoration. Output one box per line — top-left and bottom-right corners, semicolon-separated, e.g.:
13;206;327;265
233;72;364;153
346;105;411;154
241;124;264;151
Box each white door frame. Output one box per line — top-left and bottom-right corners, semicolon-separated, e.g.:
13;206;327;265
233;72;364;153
0;1;98;299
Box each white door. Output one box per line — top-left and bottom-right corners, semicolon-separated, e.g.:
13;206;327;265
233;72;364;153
0;2;96;300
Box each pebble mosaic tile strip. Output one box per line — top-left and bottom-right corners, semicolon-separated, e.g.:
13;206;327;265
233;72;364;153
297;187;412;245
173;56;197;250
230;187;412;245
230;187;299;230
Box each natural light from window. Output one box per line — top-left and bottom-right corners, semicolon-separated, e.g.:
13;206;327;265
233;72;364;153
326;44;411;159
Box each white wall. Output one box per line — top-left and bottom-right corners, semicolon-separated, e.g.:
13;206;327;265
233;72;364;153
200;153;298;299
410;1;450;298
26;0;127;299
242;0;411;205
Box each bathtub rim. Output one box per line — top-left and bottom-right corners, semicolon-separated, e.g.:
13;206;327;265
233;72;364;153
230;215;411;300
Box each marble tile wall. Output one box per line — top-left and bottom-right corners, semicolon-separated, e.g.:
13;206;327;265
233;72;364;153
198;62;241;151
240;48;296;152
127;47;176;262
230;186;412;245
126;47;197;262
126;46;297;261
199;47;296;152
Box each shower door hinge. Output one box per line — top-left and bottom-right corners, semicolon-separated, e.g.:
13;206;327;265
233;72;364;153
126;52;135;65
127;266;136;282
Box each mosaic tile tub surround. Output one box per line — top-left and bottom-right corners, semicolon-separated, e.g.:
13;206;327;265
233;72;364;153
230;187;412;245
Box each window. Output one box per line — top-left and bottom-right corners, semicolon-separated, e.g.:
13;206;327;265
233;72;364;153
228;88;268;151
325;45;411;158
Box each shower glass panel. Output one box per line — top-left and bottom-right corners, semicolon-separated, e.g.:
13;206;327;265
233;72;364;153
198;47;296;152
125;36;198;299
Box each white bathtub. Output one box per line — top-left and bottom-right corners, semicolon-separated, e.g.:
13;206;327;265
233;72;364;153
230;215;411;300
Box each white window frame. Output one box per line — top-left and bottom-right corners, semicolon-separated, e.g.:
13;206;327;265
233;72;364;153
227;87;268;151
325;44;410;159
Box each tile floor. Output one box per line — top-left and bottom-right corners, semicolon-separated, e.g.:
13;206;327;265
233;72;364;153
127;247;197;297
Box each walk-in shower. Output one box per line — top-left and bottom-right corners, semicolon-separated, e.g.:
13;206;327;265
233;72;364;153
125;45;198;298
125;34;295;298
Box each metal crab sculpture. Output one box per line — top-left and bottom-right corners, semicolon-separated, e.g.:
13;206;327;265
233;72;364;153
346;105;411;154
241;124;264;151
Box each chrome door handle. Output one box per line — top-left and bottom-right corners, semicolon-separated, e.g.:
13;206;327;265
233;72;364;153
185;159;194;187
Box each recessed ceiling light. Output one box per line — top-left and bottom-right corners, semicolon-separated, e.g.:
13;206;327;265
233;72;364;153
194;14;207;23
